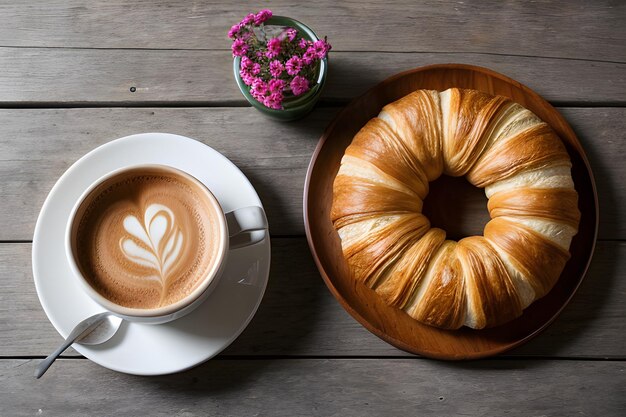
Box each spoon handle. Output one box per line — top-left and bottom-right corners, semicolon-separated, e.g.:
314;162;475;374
34;312;109;379
34;337;76;379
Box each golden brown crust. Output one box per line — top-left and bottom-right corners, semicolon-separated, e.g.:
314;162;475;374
488;188;581;228
346;118;430;198
380;90;443;181
457;236;523;328
467;123;571;187
343;213;430;288
409;242;467;329
441;89;512;177
375;228;446;309
484;217;570;298
331;175;422;223
331;88;579;329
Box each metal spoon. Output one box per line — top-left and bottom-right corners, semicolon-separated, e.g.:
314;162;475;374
34;312;123;379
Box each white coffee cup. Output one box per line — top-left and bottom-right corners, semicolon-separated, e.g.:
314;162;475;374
65;164;268;324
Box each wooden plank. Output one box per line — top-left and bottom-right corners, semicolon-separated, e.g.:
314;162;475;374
2;240;624;358
0;107;623;240
1;358;624;416
1;48;625;104
228;241;626;359
510;240;626;358
0;107;332;240
559;107;626;241
0;0;623;62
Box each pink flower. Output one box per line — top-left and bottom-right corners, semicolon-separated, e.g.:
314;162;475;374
254;9;273;25
264;91;284;109
230;11;330;109
250;78;269;100
240;13;255;26
285;56;302;75
265;38;281;58
240;56;253;71
284;28;297;42
298;38;309;49
290;75;309;96
313;39;331;59
231;38;248;57
240;69;255;86
302;48;316;65
228;24;241;39
269;60;284;77
268;78;286;92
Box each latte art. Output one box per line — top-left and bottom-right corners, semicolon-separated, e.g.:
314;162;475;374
71;167;225;310
120;203;185;293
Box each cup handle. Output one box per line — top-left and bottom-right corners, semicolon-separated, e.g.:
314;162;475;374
225;206;268;249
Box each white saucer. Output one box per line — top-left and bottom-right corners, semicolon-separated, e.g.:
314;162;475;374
32;133;271;376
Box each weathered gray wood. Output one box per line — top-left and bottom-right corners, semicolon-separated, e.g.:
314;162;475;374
0;242;81;356
1;358;624;416
2;240;624;358
0;243;68;356
0;107;331;240
510;241;626;358
0;1;622;415
559;107;626;241
0;0;623;62
1;48;625;104
0;107;623;240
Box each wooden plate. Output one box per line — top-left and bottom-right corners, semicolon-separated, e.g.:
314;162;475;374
303;64;599;359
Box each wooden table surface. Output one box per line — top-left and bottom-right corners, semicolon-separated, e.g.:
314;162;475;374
0;1;624;415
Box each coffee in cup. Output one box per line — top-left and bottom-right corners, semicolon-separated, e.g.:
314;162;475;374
70;165;226;311
67;164;267;323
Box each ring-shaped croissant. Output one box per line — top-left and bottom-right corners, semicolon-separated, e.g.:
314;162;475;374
331;88;580;329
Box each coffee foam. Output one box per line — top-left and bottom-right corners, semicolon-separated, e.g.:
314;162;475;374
73;168;223;309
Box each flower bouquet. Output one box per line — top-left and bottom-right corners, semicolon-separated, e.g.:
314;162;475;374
229;9;331;120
